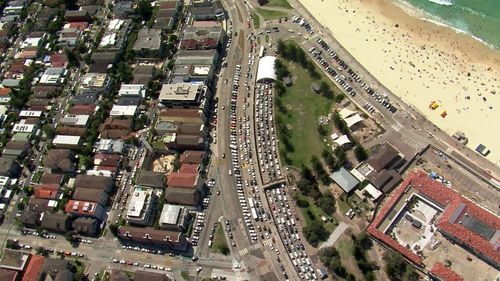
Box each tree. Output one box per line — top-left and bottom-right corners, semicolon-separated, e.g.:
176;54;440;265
354;143;369;162
383;252;419;281
64;48;80;68
303;222;329;247
317;191;335;215
109;224;119;236
318;246;347;277
36;246;49;257
136;0;153;22
334;147;347;168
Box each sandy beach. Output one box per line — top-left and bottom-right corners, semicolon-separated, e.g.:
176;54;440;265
296;0;500;166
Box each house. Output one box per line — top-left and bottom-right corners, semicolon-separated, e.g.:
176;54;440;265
40;67;67;85
163;134;205;151
0;157;20;177
34;184;60;200
74;175;113;192
126;187;155;226
21;254;45;281
64;10;92;22
2;140;30;159
364;142;404;193
65;200;106;220
28;198;53;213
113;1;134;19
132;28;164;57
72;188;108;206
89;51;118;73
93;153;121;167
40;259;74;281
20;211;41;228
136;171;166;189
0;269;17;281
40;173;64;186
0;88;12;104
117;226;188;251
56;126;87;137
68;104;97;115
40;213;71;233
98;117;132;139
0;249;29;271
134;270;171;281
72;217;100;237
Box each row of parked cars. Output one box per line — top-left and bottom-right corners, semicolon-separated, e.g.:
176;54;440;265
266;184;318;280
191;212;206;246
314;36;398;113
229;63;259;242
255;83;282;182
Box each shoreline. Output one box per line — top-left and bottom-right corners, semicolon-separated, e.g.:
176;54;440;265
392;0;500;51
295;0;500;167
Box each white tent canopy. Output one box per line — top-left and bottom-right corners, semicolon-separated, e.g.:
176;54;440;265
334;134;351;146
330;133;339;140
339;108;356;119
344;114;363;128
256;56;277;82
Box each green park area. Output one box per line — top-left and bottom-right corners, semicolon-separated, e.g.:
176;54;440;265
275;43;343;169
263;0;292;9
255;7;289;20
212;223;230;255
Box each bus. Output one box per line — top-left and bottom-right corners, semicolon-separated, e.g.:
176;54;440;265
251;207;259;221
259;46;265;58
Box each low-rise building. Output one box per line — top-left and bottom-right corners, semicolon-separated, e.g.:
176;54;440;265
126;187;155;226
133;27;164;57
136;170;166;189
180;25;224;50
98;19;132;53
72;217;100;237
61;114;90;127
74;174;114;192
43;149;75;173
65;200;105;220
0;157;20;177
109;105;138;117
159;204;189;231
52;135;82;149
79;73;111;94
96;139;125;154
159;83;211;111
117;226;188;251
40;212;71;233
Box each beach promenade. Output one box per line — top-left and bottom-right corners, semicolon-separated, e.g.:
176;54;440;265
291;0;500;168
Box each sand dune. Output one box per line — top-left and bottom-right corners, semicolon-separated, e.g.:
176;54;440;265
297;0;500;166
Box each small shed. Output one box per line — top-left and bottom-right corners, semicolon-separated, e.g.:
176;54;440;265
282;76;293;87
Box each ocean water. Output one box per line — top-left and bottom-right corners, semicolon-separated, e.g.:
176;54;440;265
397;0;500;50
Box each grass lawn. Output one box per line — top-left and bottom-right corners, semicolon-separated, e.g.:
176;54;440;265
336;237;365;280
265;34;269;43
276;60;336;168
212;223;229;255
296;194;337;232
256;8;289;20
338;197;351;214
263;0;292;9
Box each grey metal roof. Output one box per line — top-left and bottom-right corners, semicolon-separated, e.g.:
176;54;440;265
330;167;359;193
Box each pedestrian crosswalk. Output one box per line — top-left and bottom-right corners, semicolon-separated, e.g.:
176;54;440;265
392;122;403;132
238;239;273;256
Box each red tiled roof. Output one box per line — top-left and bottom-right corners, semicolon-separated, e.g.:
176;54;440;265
368;170;500;268
65;200;102;216
167;172;198;189
430;262;464;281
367;174;423;265
179;163;198;174
0;88;10;96
22;255;45;281
34;184;59;199
66;22;88;30
69;104;97;115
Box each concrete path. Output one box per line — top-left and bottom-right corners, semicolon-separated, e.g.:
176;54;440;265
320;222;349;248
